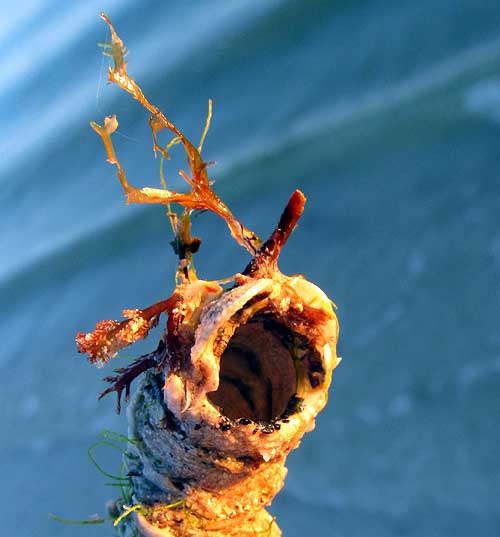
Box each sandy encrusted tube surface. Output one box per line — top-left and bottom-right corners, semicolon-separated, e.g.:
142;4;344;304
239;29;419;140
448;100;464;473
124;372;283;536
116;274;339;536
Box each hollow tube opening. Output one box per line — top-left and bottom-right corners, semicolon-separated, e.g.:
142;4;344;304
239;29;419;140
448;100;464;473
207;320;297;422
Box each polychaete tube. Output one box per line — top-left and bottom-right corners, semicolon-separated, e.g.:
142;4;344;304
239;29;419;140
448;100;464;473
77;13;341;537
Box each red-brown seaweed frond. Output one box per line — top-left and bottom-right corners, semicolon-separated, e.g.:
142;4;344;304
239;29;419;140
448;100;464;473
76;296;175;366
243;190;306;278
92;13;262;255
98;341;167;413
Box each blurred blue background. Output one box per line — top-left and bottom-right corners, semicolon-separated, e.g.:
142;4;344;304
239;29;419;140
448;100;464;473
1;1;500;536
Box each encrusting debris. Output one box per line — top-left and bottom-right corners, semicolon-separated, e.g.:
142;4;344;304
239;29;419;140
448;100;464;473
77;14;341;536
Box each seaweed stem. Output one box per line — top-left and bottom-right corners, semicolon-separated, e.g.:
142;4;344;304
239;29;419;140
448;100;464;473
113;504;144;527
48;513;110;525
244;189;306;278
94;13;262;255
198;99;213;154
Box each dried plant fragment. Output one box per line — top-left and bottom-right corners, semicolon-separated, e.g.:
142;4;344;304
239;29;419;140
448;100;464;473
78;14;341;537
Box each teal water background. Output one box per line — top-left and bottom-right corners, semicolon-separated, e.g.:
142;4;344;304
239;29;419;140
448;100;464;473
1;1;500;536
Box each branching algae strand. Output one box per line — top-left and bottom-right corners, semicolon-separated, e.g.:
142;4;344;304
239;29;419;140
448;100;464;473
77;13;341;537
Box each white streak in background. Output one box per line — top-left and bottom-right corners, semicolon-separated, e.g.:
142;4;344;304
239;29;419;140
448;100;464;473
0;0;134;177
288;37;500;140
0;0;129;96
0;0;45;44
0;0;281;178
112;0;283;81
1;8;497;289
0;0;284;287
216;35;500;176
463;77;500;122
3;7;497;181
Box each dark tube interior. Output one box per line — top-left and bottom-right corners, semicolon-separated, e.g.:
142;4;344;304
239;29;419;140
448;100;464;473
207;320;297;422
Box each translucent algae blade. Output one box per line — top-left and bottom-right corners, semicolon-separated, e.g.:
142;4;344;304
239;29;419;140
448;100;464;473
93;12;262;256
